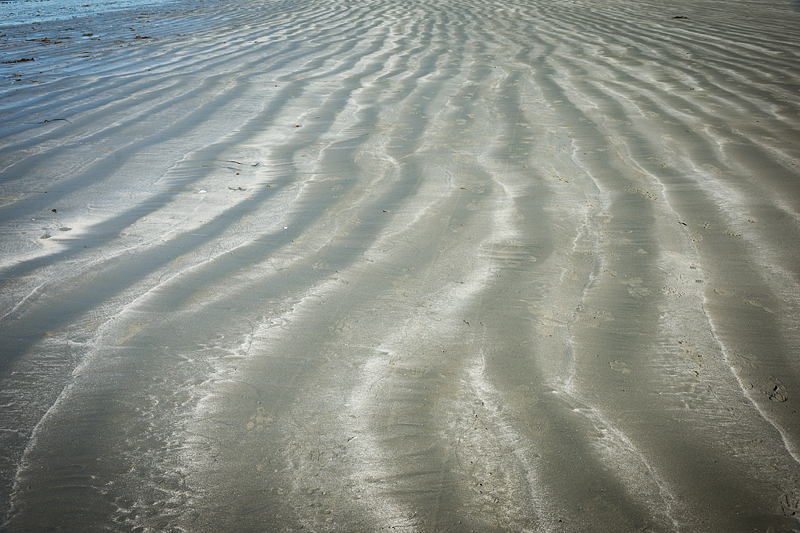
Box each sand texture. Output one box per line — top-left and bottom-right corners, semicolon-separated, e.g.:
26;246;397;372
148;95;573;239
2;0;800;530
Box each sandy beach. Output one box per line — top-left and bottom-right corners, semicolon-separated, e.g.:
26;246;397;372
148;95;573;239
1;0;800;530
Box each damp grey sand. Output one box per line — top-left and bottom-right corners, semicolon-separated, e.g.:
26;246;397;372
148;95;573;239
1;0;800;530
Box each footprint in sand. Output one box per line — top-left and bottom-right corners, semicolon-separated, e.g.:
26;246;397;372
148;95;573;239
626;277;651;298
329;318;352;334
767;380;789;403
246;406;273;433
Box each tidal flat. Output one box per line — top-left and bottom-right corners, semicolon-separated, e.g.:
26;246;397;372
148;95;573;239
1;0;800;530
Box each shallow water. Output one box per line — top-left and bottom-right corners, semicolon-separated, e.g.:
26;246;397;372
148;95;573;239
1;0;800;530
1;0;173;27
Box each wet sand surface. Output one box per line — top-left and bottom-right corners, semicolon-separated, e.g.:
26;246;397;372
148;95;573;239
1;0;800;530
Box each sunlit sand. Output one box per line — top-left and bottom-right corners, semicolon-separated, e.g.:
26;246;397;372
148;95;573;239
2;0;800;530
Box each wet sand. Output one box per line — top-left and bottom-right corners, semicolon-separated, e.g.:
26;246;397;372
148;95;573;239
1;0;800;530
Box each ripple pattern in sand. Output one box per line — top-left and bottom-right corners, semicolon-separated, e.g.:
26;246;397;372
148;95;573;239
1;0;800;530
